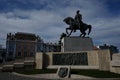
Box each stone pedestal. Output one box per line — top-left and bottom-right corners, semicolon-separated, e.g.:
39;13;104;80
61;37;94;52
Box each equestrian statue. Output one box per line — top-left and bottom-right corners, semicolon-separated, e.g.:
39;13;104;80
63;10;92;37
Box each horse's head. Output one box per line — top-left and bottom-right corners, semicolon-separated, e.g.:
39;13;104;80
63;17;74;25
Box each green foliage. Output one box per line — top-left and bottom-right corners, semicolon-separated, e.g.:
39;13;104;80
16;69;120;78
71;69;120;78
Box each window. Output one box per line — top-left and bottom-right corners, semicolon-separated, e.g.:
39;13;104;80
9;52;13;56
18;46;21;49
18;52;21;57
24;45;27;50
31;45;34;50
30;52;34;56
24;52;27;57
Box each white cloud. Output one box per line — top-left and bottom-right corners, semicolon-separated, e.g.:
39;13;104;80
0;0;120;50
0;9;65;43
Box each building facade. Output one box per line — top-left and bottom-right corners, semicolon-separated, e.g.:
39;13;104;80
6;32;40;59
6;32;60;60
6;33;16;60
37;42;60;52
98;44;119;60
0;48;6;62
99;44;119;53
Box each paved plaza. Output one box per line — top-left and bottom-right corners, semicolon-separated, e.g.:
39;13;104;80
0;72;46;80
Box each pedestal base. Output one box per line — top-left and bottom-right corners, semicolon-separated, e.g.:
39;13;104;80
61;37;94;52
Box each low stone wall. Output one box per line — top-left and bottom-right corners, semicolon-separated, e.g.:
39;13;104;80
110;53;120;74
1;57;35;71
14;63;24;69
46;51;99;67
98;50;111;71
36;50;110;71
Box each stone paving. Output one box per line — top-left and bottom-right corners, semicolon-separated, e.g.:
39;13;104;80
12;72;94;79
0;72;47;80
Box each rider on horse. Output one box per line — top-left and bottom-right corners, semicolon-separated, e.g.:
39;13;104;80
74;10;83;29
63;10;92;37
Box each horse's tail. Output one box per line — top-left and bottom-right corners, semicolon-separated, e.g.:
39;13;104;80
88;25;92;35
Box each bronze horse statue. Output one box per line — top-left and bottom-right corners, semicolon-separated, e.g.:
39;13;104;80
63;17;92;37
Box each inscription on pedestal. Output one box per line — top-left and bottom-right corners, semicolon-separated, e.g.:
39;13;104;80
53;53;88;65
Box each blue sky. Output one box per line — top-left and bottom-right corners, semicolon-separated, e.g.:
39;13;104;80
0;0;120;51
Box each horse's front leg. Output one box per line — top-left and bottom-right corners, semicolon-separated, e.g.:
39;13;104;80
80;33;83;37
83;33;86;37
79;29;83;37
68;30;73;37
79;30;86;37
66;28;69;34
81;32;86;37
